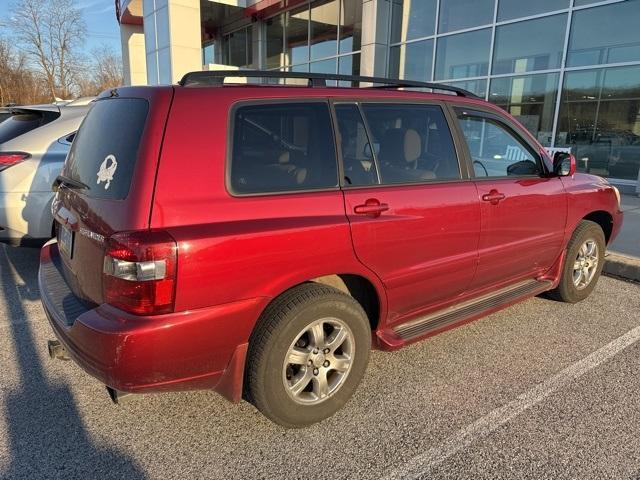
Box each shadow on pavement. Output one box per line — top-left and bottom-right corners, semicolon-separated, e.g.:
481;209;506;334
0;245;146;479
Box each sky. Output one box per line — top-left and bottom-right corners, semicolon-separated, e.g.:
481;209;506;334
0;0;121;54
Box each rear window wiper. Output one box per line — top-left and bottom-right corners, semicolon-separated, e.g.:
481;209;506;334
53;174;89;192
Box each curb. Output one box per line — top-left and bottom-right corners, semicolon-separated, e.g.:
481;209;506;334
603;253;640;283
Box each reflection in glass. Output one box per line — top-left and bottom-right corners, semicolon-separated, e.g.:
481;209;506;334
338;53;360;86
339;0;362;53
286;6;310;65
489;73;559;146
492;15;566;75
389;40;433;82
556;66;640;180
266;14;285;69
224;27;253;68
443;79;488;98
390;0;437;44
310;0;339;60
497;0;569;21
435;29;491;80
438;0;494;34
567;0;640;67
202;43;215;65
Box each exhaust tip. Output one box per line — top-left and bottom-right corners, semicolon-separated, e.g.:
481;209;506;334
47;340;69;360
106;386;132;404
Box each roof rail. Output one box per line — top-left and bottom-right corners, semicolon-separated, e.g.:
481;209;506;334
178;70;479;98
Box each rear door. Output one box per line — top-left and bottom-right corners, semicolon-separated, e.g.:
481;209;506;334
453;107;567;290
52;88;174;304
335;101;481;323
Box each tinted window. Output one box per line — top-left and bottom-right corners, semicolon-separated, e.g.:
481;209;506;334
390;0;437;43
435;29;491;81
444;79;488;98
0;113;45;144
334;104;379;186
456;111;541;178
492;15;566;75
362;104;460;184
389;39;434;82
310;0;339;60
567;0;640;67
497;0;569;21
489;73;559;146
339;0;362;53
438;0;494;34
231;103;338;194
64;98;148;200
555;65;640;180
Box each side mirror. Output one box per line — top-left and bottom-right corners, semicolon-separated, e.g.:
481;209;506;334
553;152;576;177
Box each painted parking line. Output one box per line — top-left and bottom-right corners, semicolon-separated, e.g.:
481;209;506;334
382;324;640;480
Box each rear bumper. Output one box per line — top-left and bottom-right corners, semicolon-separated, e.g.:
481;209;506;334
39;240;267;400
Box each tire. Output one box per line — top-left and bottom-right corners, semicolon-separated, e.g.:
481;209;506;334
245;283;371;428
548;220;606;303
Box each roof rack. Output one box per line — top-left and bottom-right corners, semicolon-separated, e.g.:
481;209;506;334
178;70;478;98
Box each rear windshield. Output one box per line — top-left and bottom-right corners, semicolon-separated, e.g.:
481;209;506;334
64;98;149;200
0;113;46;144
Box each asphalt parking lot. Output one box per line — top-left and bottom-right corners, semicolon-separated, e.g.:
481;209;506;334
0;245;639;479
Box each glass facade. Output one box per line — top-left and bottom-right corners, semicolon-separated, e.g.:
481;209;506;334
199;0;640;181
388;0;640;180
264;0;362;76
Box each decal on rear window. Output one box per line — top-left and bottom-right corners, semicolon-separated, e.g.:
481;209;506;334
97;154;118;189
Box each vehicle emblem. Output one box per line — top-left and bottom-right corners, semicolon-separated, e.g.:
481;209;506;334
97;154;118;190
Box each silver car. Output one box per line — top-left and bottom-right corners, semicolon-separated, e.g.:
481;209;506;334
0;97;93;245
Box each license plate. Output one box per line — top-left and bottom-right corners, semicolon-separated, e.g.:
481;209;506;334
58;224;74;258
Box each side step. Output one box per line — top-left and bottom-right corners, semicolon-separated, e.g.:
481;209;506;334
393;279;552;341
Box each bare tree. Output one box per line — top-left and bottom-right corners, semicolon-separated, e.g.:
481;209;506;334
90;45;124;94
10;0;86;100
74;46;124;97
0;37;49;105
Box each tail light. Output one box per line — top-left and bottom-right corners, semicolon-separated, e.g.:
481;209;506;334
0;152;30;172
103;230;178;315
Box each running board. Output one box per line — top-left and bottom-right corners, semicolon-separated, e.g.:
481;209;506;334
393;279;552;341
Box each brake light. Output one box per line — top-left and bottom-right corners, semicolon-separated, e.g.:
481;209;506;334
0;152;29;172
103;230;178;315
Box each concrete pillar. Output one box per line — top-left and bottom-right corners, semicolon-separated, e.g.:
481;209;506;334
120;24;148;85
360;0;391;78
142;0;203;85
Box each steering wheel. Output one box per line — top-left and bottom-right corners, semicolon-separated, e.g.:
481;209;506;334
473;160;489;177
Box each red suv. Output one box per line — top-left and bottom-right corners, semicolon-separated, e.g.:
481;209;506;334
40;71;623;427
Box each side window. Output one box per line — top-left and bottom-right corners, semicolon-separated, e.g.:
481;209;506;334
361;103;461;185
230;102;338;194
334;104;380;186
456;111;542;178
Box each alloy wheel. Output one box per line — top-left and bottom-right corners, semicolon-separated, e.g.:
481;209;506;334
572;239;599;290
282;317;354;405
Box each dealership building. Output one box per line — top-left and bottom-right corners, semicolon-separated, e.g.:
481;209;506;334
116;0;640;191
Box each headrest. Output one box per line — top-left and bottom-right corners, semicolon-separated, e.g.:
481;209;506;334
278;151;290;164
404;129;421;163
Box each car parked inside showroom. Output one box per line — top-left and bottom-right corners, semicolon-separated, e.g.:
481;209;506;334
40;71;622;428
0;97;94;245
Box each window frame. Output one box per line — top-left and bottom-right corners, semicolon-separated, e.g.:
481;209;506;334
449;104;551;180
329;98;469;189
226;98;341;198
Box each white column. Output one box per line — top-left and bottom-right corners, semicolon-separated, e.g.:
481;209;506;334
120;24;148;85
360;0;390;78
143;0;203;85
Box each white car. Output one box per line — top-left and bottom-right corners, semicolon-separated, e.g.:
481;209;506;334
0;97;93;246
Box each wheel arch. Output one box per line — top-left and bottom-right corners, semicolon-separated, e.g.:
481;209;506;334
582;210;613;244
